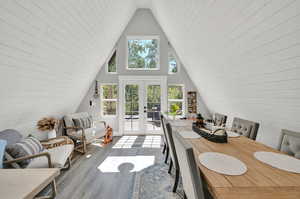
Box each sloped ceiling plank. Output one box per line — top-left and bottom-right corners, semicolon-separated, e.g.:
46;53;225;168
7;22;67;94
0;0;136;138
151;0;300;147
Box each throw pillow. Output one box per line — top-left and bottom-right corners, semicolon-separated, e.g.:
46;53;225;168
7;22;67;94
73;118;84;128
6;136;44;168
73;117;92;129
0;139;7;168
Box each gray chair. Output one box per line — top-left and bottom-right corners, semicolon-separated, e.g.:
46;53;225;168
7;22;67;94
165;122;180;193
231;117;259;140
214;113;227;127
173;131;205;199
278;129;300;159
160;114;169;164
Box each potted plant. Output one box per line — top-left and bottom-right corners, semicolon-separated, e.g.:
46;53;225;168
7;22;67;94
168;103;181;120
37;117;59;139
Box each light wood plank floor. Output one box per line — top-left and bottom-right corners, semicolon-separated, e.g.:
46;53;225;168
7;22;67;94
56;136;164;199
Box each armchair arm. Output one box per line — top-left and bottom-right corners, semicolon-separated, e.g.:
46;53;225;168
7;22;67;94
3;152;53;168
42;136;74;145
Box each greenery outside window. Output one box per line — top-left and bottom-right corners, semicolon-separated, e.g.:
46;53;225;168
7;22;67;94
127;36;160;70
101;84;118;116
168;52;179;74
168;85;184;116
107;50;117;73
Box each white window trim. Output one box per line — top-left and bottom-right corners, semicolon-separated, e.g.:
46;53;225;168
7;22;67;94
168;50;180;75
167;84;185;117
106;49;117;74
100;83;118;117
126;35;160;71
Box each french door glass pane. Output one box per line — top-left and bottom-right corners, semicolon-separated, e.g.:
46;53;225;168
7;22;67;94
124;84;140;131
146;85;161;131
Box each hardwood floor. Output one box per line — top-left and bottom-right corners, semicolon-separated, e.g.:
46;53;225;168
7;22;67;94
56;136;164;199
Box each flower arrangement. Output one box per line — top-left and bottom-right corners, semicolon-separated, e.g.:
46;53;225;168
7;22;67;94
37;117;59;131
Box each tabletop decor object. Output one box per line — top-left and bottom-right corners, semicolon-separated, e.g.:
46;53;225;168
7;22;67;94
195;113;205;127
254;151;300;173
199;152;247;175
193;123;228;143
37;117;59;139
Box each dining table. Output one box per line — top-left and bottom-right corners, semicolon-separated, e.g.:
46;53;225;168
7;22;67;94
169;119;300;199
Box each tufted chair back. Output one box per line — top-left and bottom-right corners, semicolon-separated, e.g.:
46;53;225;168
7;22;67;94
214;113;227;126
231;117;259;140
278;129;300;159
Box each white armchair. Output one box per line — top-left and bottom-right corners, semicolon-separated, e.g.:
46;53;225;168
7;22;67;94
63;112;107;154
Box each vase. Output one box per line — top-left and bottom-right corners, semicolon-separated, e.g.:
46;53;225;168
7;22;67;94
48;129;56;139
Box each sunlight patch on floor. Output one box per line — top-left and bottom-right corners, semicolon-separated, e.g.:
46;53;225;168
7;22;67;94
97;156;155;173
142;136;161;148
112;136;138;148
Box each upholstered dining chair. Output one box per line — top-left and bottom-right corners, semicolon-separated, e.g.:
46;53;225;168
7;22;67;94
231;117;260;140
160;114;169;164
278;129;300;159
173;131;205;199
214;113;227;127
165;122;180;193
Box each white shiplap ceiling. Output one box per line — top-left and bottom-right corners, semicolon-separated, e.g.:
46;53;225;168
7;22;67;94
0;0;300;147
151;0;300;147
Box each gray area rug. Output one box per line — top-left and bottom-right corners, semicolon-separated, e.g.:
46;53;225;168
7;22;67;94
132;160;183;199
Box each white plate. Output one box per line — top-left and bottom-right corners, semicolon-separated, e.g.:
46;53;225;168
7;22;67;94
254;151;300;173
199;152;247;175
178;130;201;139
226;131;240;138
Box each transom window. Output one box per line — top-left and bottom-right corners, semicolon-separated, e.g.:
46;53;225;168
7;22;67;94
107;50;117;73
101;84;118;116
127;36;159;70
168;52;179;74
168;85;184;116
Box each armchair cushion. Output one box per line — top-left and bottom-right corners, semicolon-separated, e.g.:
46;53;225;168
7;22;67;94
6;136;44;167
27;144;73;168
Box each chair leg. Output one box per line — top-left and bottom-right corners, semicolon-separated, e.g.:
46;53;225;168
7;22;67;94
183;191;187;199
82;139;87;154
168;159;173;174
164;147;169;164
172;168;180;193
51;180;57;199
162;143;166;154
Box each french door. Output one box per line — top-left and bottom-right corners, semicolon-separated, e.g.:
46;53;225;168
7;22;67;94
119;76;167;135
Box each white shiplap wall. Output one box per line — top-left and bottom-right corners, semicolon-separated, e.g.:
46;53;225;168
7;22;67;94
1;0;299;148
151;0;300;147
0;0;136;139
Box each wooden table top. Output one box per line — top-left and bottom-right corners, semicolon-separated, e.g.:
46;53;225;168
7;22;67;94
187;137;300;199
168;121;300;199
0;168;60;199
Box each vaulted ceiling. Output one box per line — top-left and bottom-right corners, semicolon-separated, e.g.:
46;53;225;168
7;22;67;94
1;0;299;147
